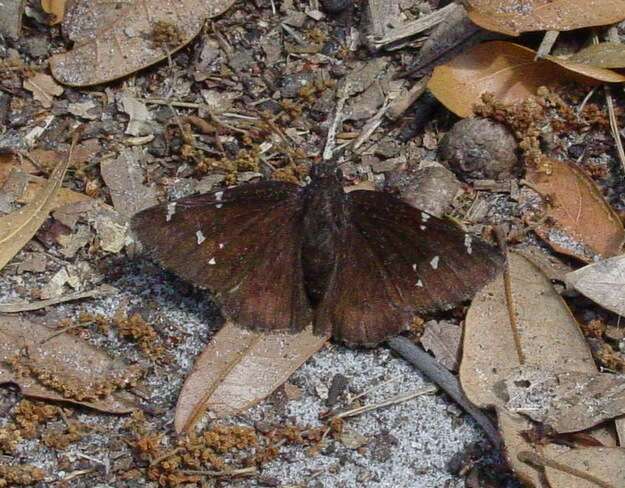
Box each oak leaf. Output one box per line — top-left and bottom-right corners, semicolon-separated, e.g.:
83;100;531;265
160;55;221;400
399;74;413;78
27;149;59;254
466;0;625;36
175;321;329;433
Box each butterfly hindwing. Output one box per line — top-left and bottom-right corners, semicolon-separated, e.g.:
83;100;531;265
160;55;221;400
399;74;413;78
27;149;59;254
131;181;311;331
316;190;503;345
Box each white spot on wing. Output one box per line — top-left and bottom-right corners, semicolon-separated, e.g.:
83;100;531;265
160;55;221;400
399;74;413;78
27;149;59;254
196;230;205;244
216;203;223;209
166;202;177;222
215;191;224;202
421;212;430;222
412;263;417;271
208;257;216;265
430;256;439;269
416;279;423;287
420;225;427;231
219;243;224;249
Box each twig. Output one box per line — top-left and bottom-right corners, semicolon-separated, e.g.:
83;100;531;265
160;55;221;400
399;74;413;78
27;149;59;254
331;386;437;422
386;336;501;447
495;226;526;365
40;322;93;345
149;447;184;467
0;285;118;313
180;467;257;477
323;81;351;161
535;30;559;59
602;28;625;173
518;451;615;488
386;76;430;121
369;3;458;49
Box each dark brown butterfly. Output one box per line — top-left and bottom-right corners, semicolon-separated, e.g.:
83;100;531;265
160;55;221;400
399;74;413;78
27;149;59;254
131;163;503;346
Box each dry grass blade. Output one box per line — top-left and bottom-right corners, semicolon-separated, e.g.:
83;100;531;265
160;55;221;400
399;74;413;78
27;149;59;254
540;447;625;488
175;321;329;433
0;142;72;272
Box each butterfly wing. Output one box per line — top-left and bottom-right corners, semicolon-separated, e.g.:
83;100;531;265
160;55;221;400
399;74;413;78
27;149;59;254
131;181;311;331
316;190;503;346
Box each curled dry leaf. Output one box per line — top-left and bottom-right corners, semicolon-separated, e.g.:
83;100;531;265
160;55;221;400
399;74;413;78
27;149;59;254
0;153;69;272
23;73;64;108
175;321;329;433
428;41;625;118
460;252;609;486
542;447;625;488
523;160;625;262
565;254;625;316
498;366;625;433
50;0;237;86
466;0;625;37
0;315;136;413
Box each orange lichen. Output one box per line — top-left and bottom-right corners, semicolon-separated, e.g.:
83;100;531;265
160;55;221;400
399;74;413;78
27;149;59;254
0;464;45;487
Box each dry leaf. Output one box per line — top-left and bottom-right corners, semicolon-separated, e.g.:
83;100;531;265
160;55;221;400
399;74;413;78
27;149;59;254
565;255;625;316
50;0;237;86
466;0;625;36
498;366;625;433
524;160;625;262
460;252;609;486
428;41;625;118
100;148;158;219
0;153;69;272
23;73;64;108
0;284;117;313
542;447;625;488
119;94;153;137
41;0;68;24
0;315;137;413
419;320;462;371
565;42;625;69
175;321;329;433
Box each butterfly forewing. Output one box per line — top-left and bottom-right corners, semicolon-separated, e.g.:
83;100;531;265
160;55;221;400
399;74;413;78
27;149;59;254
316;190;503;345
131;181;312;331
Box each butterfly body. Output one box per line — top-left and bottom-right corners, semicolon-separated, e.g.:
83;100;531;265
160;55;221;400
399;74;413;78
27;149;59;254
132;164;503;346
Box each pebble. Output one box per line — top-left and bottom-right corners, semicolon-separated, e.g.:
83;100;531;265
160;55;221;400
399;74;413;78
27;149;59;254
439;117;518;180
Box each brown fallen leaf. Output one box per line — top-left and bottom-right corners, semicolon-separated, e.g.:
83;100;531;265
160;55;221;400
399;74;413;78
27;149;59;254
50;0;237;86
565;254;625;316
498;366;625;433
428;41;625;118
41;0;68;24
175;321;329;433
466;0;625;37
0;315;137;413
542;447;625;488
565;42;625;69
460;252;615;486
523;159;625;262
0;151;70;272
23;73;64;108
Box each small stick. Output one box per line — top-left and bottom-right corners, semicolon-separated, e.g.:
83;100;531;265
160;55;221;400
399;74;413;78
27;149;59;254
518;451;615;488
602;29;625;173
386;76;429;121
535;30;559;59
386;336;501;448
323;82;351;161
181;467;257;477
495;226;526;365
332;385;437;420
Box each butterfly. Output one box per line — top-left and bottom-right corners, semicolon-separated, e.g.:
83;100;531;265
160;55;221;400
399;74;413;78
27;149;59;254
131;163;503;346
